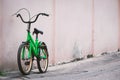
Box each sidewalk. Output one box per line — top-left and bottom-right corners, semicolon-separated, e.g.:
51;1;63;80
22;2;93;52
0;51;120;80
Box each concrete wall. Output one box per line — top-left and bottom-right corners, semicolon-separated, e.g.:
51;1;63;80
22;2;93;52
94;0;119;54
55;0;92;63
1;0;53;71
0;0;120;71
0;0;2;70
119;0;120;48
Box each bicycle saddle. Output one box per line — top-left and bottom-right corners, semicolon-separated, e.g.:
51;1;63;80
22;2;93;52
33;28;43;35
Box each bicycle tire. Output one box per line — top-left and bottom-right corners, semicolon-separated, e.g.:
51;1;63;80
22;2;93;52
37;43;49;73
17;43;33;75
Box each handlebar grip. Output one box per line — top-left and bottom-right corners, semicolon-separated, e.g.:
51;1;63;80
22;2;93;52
41;13;49;17
16;14;28;23
16;14;20;17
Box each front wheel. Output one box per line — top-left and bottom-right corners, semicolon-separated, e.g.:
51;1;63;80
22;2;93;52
37;43;49;73
17;43;33;75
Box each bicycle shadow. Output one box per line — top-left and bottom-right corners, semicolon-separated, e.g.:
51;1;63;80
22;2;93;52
3;71;31;80
0;67;63;80
1;70;49;80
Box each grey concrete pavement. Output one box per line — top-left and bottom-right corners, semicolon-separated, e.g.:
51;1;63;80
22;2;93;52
0;52;120;80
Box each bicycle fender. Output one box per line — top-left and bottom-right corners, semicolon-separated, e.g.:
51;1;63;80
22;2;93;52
39;42;49;56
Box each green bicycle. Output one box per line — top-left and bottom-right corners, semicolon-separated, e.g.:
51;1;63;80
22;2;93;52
14;8;49;75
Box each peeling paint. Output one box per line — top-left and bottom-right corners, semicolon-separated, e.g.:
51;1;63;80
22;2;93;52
72;41;82;59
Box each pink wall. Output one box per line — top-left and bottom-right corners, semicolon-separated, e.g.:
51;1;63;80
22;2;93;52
55;0;93;63
0;0;120;71
1;0;54;71
0;0;2;70
119;0;120;48
94;0;119;54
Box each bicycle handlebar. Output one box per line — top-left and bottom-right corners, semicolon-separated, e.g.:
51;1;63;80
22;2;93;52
31;13;49;23
17;14;28;23
16;13;49;23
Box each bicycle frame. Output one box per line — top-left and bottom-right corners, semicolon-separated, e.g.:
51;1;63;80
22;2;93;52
16;12;49;60
16;9;49;74
22;31;47;59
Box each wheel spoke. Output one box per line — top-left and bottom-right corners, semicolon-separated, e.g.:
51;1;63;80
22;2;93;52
37;47;48;73
17;43;33;75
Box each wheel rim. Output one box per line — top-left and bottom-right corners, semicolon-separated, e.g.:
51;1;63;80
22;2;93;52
39;49;48;72
20;45;32;73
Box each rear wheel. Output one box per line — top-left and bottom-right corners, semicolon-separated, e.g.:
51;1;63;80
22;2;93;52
37;43;48;73
17;43;33;75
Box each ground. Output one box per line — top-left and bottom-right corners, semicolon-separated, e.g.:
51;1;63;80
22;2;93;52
0;52;120;80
